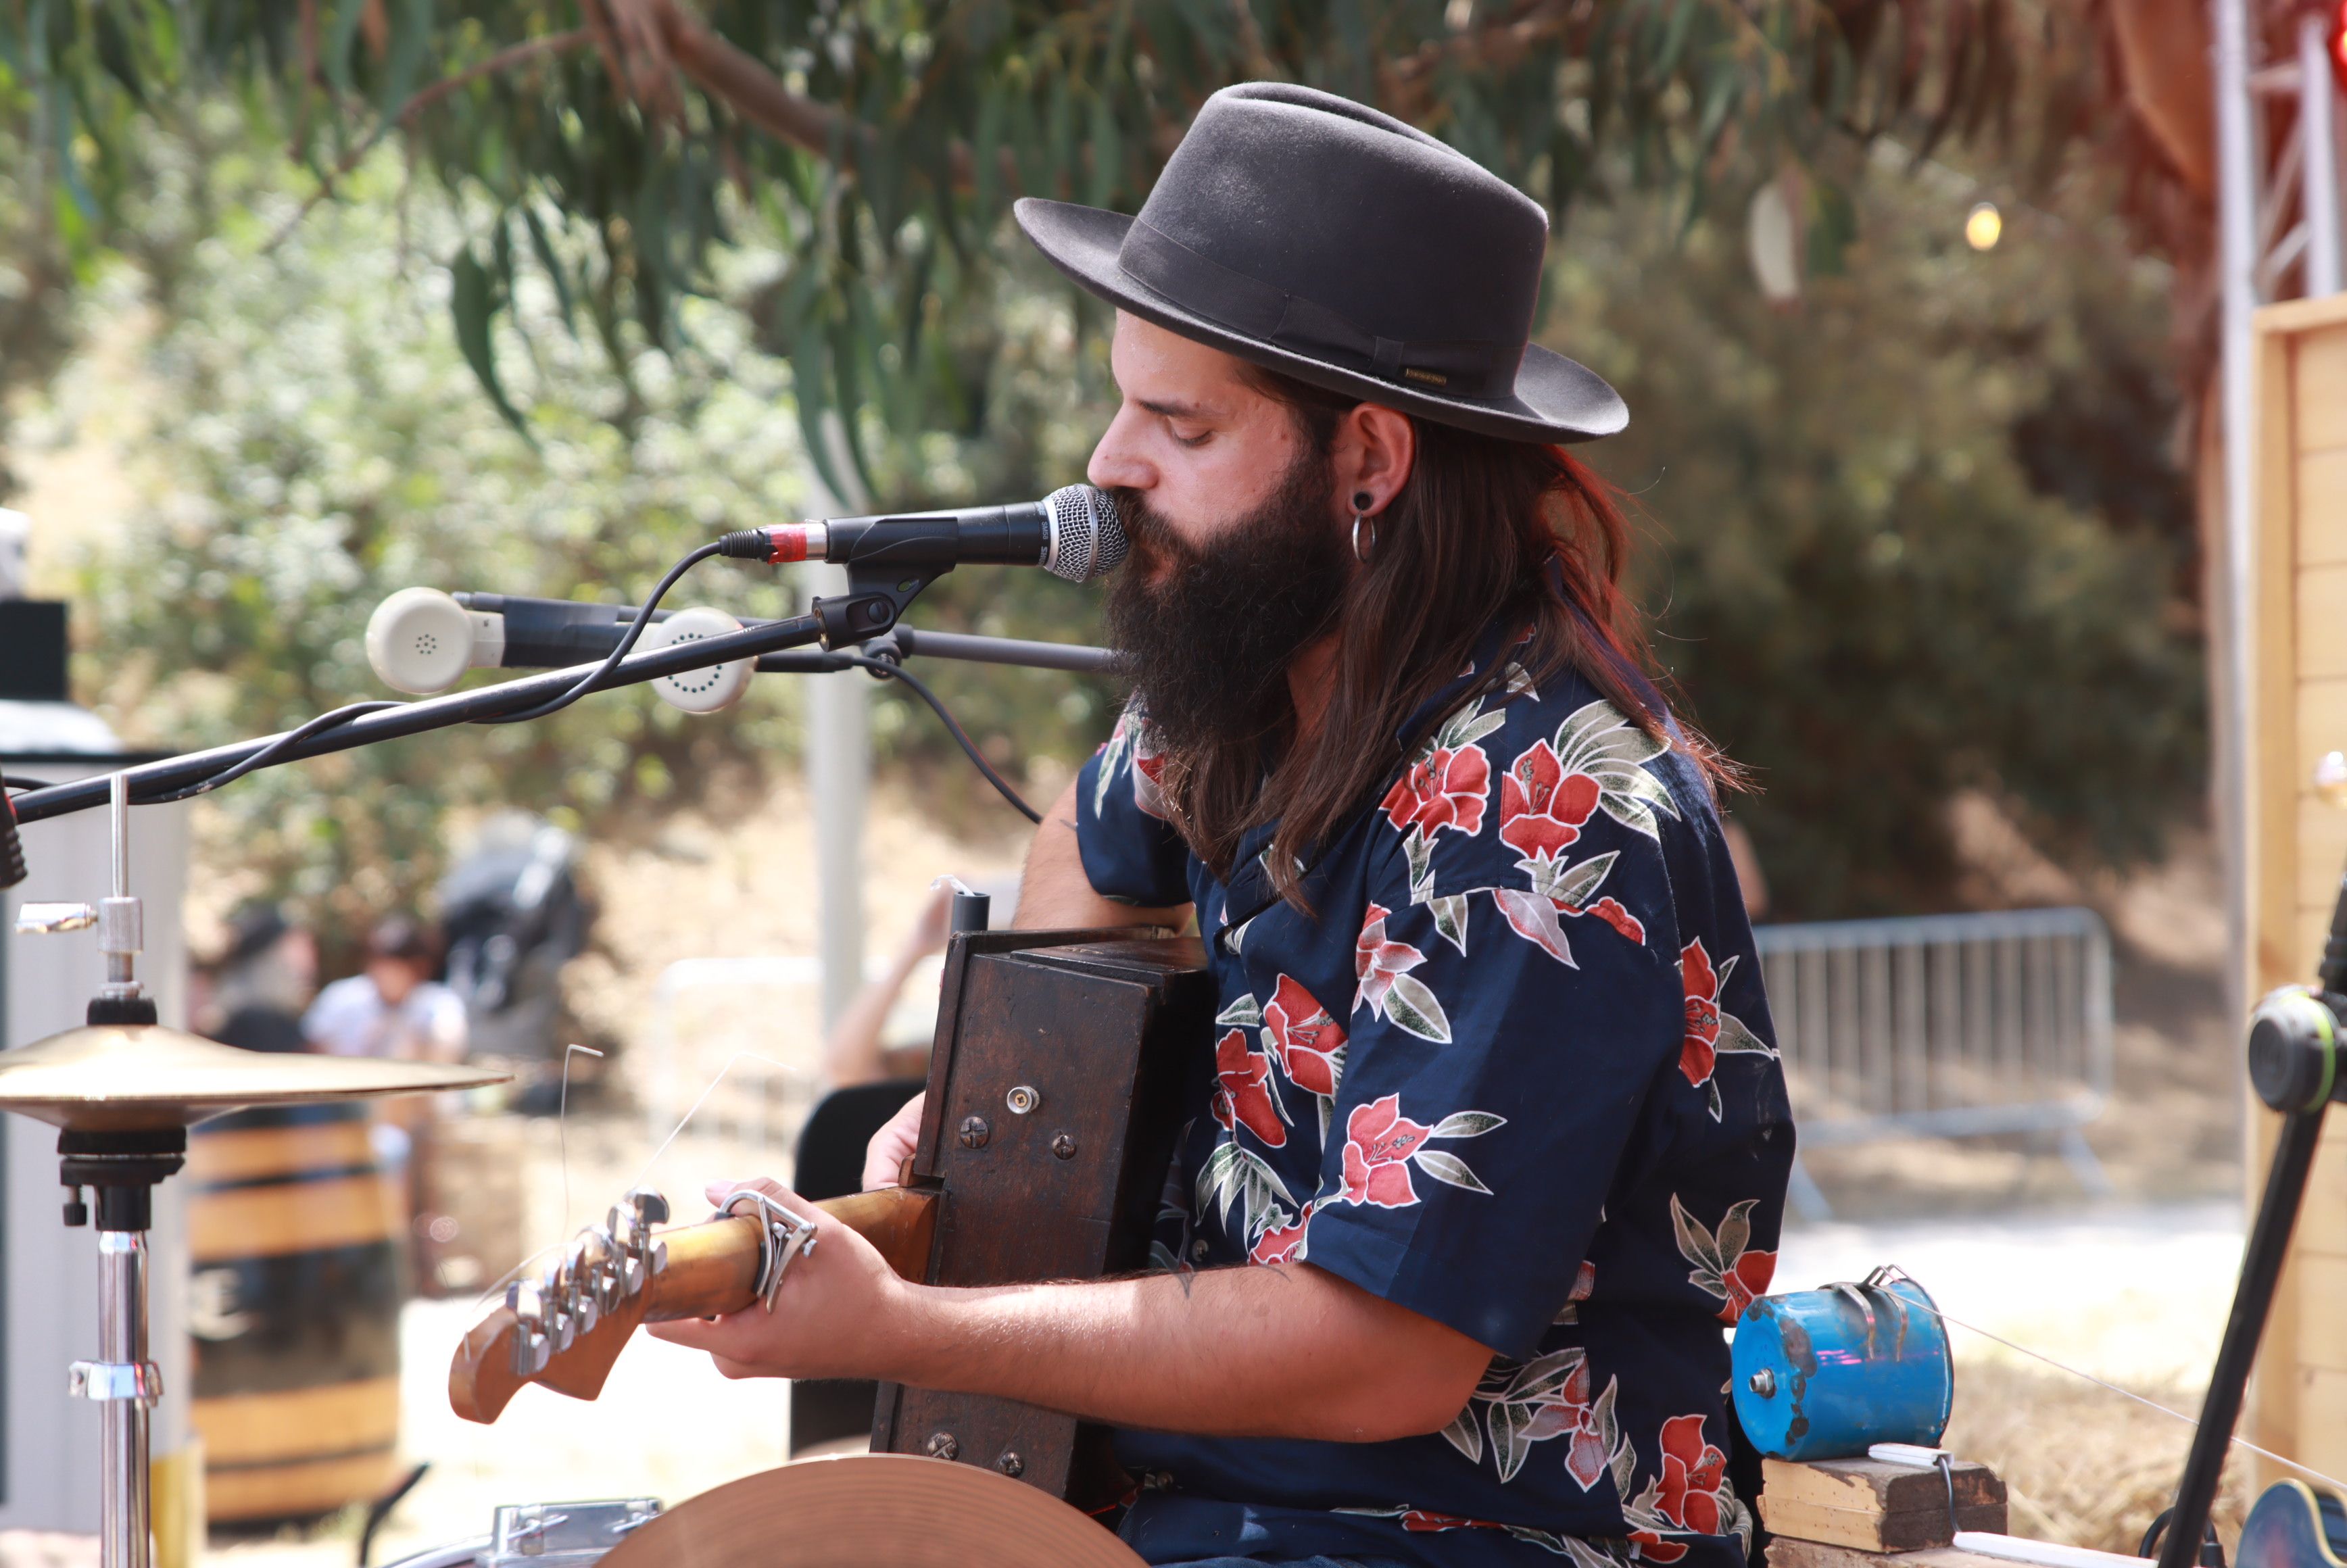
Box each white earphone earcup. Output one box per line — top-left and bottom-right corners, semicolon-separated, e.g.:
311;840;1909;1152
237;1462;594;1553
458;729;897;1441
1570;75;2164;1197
644;607;753;714
365;587;479;695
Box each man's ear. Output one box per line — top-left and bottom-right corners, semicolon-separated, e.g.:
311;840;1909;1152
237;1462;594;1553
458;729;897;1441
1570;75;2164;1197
1337;403;1418;515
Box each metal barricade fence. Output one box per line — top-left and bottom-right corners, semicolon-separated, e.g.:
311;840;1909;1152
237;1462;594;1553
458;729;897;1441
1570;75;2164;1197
1752;906;2114;1218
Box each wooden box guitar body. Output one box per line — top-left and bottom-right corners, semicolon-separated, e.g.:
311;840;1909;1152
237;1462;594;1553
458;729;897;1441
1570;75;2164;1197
447;930;1212;1506
875;930;1213;1494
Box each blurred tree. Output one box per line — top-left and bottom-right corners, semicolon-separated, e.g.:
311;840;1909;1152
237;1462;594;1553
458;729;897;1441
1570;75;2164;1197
1552;170;2203;914
1;0;2105;499
38;128;1119;935
55;134;813;940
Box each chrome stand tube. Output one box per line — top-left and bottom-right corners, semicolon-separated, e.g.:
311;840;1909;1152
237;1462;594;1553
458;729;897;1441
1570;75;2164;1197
89;1229;155;1568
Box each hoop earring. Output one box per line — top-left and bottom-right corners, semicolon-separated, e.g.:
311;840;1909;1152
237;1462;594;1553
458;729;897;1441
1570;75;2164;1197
1352;512;1376;563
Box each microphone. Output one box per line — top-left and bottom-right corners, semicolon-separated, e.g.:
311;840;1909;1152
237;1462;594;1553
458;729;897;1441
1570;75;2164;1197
366;590;754;710
715;485;1126;582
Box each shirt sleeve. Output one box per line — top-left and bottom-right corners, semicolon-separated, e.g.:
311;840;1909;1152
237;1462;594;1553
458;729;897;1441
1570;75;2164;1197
1073;700;1194;908
1297;821;1683;1361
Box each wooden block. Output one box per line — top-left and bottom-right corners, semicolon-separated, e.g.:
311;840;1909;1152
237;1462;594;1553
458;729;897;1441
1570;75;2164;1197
2292;325;2347;454
1762;1457;2006;1519
2296;448;2347;565
1767;1540;2012;1568
1760;1495;2008;1552
2298;566;2347;679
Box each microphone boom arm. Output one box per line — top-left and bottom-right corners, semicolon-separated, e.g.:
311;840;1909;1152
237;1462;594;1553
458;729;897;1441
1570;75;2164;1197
10;608;827;824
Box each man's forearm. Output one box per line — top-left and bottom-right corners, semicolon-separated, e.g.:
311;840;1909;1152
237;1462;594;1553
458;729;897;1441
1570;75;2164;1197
873;1263;1483;1443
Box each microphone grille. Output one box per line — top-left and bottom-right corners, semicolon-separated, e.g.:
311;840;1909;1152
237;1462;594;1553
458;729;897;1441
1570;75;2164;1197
1042;485;1128;583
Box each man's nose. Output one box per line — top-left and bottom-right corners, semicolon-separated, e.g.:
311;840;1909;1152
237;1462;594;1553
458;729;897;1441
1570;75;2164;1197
1087;407;1154;494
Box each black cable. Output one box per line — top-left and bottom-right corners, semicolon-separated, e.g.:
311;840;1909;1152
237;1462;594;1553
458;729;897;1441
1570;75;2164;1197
141;702;403;803
482;542;723;725
834;653;1042;823
2;775;55;791
142;539;727;801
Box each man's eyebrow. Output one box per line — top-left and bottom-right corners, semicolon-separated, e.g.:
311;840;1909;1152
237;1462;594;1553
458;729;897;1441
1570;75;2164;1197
1138;397;1216;420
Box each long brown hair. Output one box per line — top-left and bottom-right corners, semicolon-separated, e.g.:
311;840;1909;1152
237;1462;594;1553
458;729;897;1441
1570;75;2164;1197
1155;365;1733;906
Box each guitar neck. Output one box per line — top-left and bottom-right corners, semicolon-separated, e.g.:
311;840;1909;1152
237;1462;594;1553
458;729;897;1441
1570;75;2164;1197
448;1185;938;1423
644;1186;940;1320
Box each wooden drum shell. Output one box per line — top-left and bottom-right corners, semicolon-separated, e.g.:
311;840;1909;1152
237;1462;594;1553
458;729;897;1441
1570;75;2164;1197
185;1104;405;1521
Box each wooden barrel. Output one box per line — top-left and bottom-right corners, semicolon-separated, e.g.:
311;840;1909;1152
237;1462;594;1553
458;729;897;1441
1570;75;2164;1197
185;1103;406;1522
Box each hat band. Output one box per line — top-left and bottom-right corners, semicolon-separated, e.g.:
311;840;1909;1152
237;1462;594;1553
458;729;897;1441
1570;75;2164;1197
1116;219;1520;400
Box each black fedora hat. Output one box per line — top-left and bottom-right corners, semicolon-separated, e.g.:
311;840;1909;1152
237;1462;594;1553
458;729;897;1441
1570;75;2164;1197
1015;82;1626;445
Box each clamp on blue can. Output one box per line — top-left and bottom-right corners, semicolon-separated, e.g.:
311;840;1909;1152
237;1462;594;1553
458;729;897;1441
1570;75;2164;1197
1730;1265;1954;1461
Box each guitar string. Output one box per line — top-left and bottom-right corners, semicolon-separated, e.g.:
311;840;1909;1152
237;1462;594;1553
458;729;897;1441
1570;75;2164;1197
464;1048;805;1315
1897;1290;2347;1497
557;1044;606;1240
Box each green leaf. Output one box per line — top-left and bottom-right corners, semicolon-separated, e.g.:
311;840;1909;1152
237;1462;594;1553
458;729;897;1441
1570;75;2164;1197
448;245;531;443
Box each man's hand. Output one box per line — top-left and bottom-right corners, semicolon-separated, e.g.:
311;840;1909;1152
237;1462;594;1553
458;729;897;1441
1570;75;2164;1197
863;1092;924;1191
648;1179;916;1380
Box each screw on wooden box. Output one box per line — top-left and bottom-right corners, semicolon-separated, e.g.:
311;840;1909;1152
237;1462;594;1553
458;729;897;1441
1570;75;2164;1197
1760;1455;2009;1555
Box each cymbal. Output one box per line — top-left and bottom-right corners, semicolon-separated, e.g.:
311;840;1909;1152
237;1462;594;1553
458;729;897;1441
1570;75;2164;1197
596;1455;1145;1568
0;1023;508;1131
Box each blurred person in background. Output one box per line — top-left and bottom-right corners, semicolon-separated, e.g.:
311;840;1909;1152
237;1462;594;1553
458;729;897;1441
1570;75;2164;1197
305;914;468;1063
821;883;956;1089
305;914;469;1192
202;903;318;1054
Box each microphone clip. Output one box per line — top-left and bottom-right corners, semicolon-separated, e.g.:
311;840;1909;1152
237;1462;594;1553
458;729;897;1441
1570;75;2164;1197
811;565;942;650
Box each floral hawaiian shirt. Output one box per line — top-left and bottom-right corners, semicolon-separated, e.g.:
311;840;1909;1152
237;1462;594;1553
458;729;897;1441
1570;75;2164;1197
1075;629;1795;1568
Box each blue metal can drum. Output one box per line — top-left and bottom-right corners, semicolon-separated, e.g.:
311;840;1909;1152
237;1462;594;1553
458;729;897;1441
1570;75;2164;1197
1731;1268;1954;1461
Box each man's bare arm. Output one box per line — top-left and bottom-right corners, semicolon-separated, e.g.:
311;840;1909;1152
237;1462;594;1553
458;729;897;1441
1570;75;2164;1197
1014;772;1188;929
650;1180;1492;1442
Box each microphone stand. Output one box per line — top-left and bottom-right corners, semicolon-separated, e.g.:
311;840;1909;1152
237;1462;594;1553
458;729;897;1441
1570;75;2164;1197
12;608;1117;827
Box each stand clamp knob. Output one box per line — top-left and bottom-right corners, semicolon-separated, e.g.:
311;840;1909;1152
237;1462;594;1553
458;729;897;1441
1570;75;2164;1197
2250;987;2346;1112
68;1360;162;1404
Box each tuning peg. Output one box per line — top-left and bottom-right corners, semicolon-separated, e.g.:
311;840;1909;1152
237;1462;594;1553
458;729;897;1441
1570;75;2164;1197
625;1187;671;1225
564;1235;602;1333
543;1259;577;1354
506;1278;552;1376
577;1228;619;1315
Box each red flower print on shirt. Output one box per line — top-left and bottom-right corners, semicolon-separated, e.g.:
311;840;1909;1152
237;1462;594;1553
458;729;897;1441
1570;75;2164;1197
1499;739;1603;864
1670;1195;1776;1324
1210;1027;1287;1148
1625;1415;1739;1563
1353;903;1453;1042
1263;975;1347;1098
1340;1094;1432;1208
1587;898;1646;945
1677;938;1774;1118
1249;1202;1313;1265
1382;741;1491;839
1680;939;1725;1087
1333;1096;1505;1212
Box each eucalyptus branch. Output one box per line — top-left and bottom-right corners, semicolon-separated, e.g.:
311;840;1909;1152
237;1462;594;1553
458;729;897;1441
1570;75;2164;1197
266;28;593;253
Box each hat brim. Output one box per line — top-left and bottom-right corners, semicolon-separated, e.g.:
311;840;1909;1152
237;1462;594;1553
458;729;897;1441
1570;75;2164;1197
1015;198;1627;445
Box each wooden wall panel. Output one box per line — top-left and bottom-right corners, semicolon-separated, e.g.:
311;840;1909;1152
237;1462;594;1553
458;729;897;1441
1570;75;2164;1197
2298;566;2347;676
2243;295;2347;1483
2295;449;2347;562
2292;323;2347;452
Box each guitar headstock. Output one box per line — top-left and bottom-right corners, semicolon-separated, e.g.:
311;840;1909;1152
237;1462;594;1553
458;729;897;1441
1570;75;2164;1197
448;1187;674;1424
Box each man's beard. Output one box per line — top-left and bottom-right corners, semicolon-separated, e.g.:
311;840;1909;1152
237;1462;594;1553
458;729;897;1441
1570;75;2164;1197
1104;449;1353;756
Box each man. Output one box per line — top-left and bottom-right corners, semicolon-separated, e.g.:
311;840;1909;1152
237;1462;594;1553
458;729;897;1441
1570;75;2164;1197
304;914;468;1063
654;82;1793;1568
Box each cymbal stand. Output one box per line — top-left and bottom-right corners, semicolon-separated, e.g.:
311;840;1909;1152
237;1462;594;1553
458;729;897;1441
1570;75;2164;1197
18;774;178;1568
